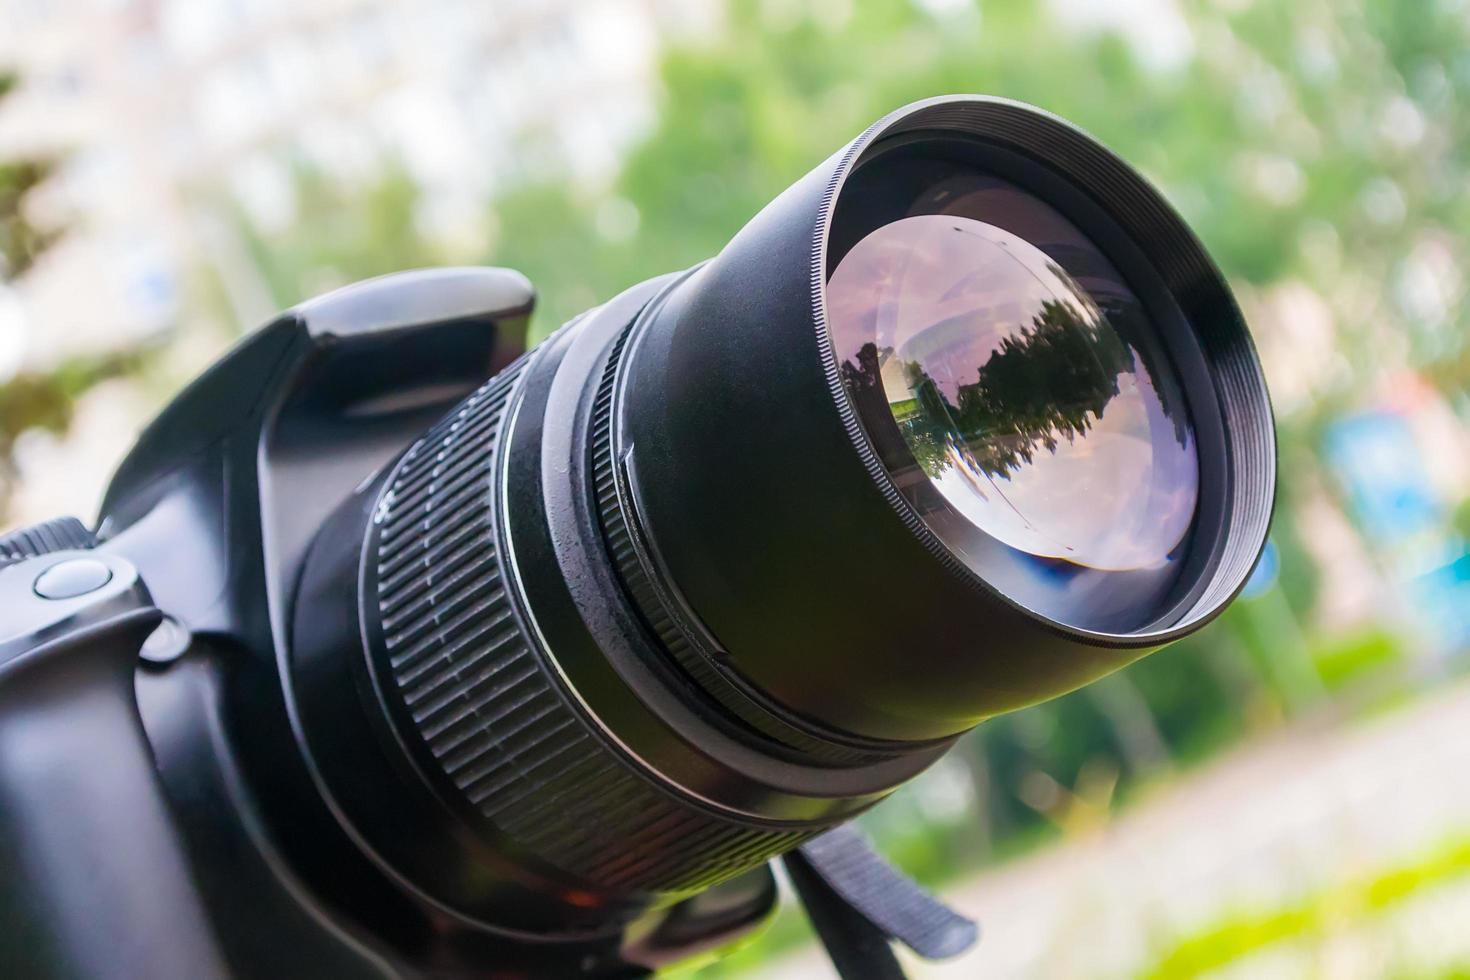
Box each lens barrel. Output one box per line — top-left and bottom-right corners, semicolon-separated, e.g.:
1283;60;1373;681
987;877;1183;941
289;96;1274;933
613;97;1273;742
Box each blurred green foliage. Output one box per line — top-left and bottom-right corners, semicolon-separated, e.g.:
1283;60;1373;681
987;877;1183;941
0;71;61;281
230;163;449;307
0;69;151;520
1139;833;1470;979
0;348;151;519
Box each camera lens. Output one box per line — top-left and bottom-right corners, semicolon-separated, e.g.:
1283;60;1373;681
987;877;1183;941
827;175;1200;631
289;96;1275;936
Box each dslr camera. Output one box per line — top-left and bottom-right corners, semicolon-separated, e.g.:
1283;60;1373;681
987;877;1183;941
0;97;1273;979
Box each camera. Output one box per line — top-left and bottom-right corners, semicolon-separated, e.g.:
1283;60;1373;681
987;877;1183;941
0;96;1273;978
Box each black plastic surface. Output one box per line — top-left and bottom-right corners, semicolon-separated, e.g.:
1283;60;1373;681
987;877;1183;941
0;554;228;980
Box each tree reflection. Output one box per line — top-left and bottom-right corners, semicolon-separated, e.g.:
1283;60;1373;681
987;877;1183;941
840;298;1140;481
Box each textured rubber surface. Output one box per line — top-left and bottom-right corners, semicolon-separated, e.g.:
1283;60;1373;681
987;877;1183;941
370;355;814;896
0;517;95;567
785;844;907;980
795;824;978;960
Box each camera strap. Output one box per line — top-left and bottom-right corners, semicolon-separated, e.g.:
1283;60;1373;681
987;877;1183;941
784;824;978;979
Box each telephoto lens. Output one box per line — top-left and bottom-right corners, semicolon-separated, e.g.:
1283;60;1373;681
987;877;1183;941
282;95;1274;961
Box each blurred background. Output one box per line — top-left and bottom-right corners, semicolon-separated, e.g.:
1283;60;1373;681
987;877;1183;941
1;0;1468;976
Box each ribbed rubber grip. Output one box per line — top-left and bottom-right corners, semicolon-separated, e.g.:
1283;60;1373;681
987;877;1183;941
369;354;813;896
0;517;94;567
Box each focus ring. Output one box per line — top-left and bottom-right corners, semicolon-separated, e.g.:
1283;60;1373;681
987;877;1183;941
369;353;813;896
590;323;900;767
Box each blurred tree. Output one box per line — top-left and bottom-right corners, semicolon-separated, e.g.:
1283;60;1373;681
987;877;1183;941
0;72;61;280
0;69;146;522
229;162;446;312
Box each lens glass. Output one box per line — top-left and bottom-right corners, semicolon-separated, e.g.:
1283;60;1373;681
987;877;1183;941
826;163;1198;631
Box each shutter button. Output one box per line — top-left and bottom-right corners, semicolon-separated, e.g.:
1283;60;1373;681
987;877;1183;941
33;559;113;600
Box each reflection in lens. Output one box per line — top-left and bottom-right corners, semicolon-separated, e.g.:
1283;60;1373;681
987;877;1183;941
827;203;1199;630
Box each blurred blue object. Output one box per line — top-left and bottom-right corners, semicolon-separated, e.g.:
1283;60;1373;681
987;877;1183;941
1239;538;1279;600
1327;410;1470;654
1325;411;1441;543
1414;552;1470;652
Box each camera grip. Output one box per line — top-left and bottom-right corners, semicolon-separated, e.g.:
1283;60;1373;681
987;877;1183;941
0;602;227;979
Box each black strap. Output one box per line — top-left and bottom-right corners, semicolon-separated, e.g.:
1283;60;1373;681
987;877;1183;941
784;825;979;979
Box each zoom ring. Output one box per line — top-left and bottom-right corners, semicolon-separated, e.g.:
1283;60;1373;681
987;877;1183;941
370;353;812;896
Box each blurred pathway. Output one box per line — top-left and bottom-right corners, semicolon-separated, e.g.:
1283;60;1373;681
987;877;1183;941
757;678;1470;979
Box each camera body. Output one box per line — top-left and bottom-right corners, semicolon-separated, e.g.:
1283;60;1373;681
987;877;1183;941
0;268;773;979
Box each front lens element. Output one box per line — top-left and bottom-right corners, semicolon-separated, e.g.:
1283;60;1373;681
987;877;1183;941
827;173;1199;631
